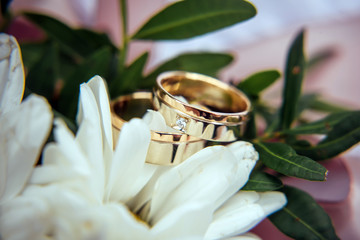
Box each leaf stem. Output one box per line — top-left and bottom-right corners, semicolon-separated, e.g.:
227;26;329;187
118;0;129;74
255;131;283;142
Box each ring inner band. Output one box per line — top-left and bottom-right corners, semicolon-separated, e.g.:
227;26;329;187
112;92;153;124
110;92;206;165
160;75;248;113
111;92;203;143
155;72;250;126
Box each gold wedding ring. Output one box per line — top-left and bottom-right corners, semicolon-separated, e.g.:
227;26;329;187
153;71;250;142
111;92;206;165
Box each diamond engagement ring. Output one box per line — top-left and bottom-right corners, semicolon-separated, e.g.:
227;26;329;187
111;92;206;165
153;71;251;142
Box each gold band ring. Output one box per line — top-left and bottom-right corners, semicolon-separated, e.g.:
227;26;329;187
111;92;206;165
153;71;250;142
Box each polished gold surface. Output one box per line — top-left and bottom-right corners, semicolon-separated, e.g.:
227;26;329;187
154;71;250;141
111;92;206;165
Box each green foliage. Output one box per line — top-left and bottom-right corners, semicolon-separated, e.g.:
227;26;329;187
293;111;360;160
25;42;59;100
254;142;327;181
306;48;337;71
110;52;149;97
20;8;236;121
296;94;350;117
10;0;359;238
133;0;256;40
58;47;113;119
24;13;116;58
141;53;233;88
283;111;357;135
270;186;339;240
307;97;351;113
19;42;47;70
237;70;281;96
242;171;283;191
279;30;306;130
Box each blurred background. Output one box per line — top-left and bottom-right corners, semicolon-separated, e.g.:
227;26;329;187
8;0;360;106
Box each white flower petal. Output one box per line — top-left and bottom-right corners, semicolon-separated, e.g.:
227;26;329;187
85;76;115;191
127;166;170;214
0;33;24;115
213;142;259;209
151;201;213;240
147;145;224;223
30;140;89;185
89;204;151;240
143;110;180;133
0;95;52;203
255;191;287;215
22;185;99;239
106;118;156;203
205;191;287;239
51;119;91;175
76;79;110;200
76;80;105;172
223;233;261;240
82;75;113;151
10;188;152;240
0;186;55;240
52;119;109;204
148;141;257;224
31;119;104;204
0;198;51;240
31;165;84;185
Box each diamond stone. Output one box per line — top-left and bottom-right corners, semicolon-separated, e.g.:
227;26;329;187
175;117;187;131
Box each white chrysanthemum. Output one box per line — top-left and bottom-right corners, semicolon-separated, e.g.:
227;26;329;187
0;33;52;204
0;34;286;239
1;74;286;240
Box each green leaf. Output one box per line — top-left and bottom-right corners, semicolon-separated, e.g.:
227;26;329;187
306;48;336;71
25;42;59;101
237;70;280;96
253;103;278;133
296;94;350;117
279;30;306;130
56;49;80;80
25;13;115;58
269;186;339;240
242;171;283;191
110;52;148;97
296;93;318;118
58;47;112;119
283;111;357;135
293;111;360;160
75;29;116;51
121;52;148;91
141;52;233;88
19;42;47;70
133;0;256;40
308;97;351;113
254;142;327;181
